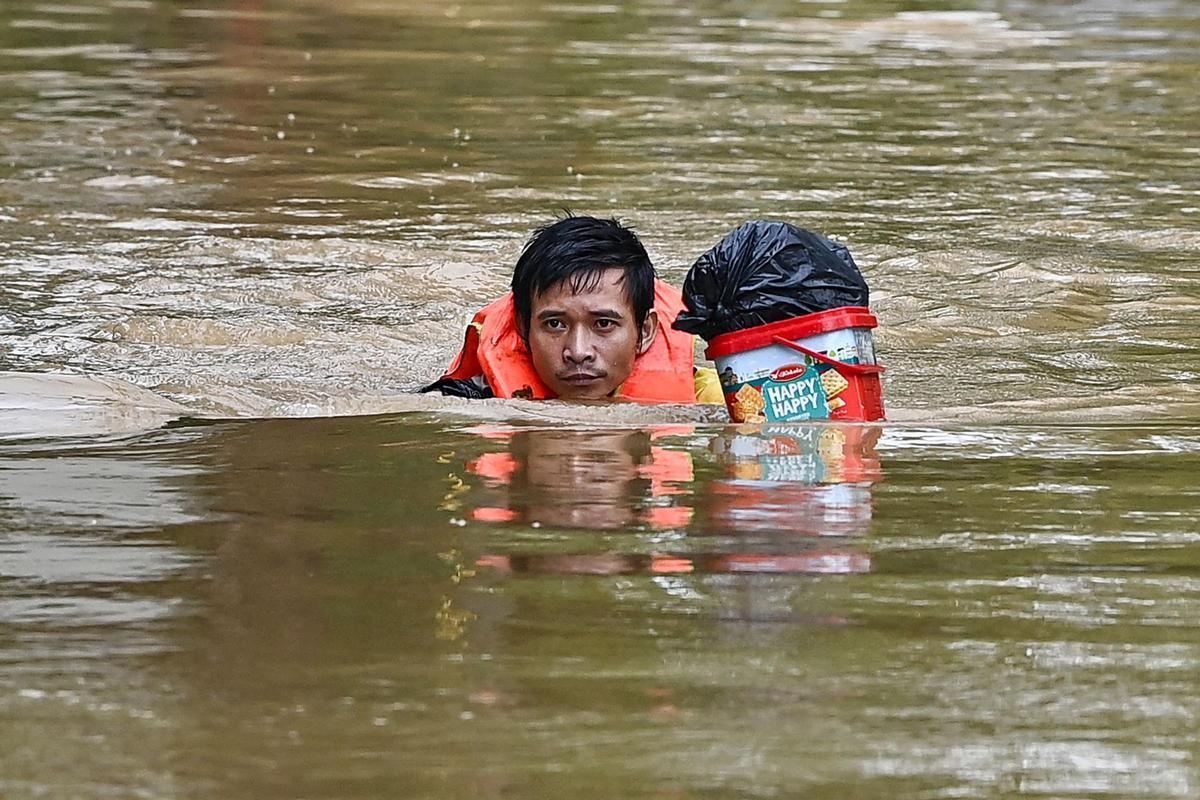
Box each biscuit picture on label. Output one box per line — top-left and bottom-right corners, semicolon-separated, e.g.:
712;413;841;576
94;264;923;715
820;369;850;400
731;383;766;422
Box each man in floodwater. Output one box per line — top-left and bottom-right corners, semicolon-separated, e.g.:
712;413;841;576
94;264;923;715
424;215;722;403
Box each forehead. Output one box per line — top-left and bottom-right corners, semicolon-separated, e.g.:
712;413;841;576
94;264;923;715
532;267;634;313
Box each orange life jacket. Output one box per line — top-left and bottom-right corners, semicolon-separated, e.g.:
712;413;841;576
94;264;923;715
441;280;697;403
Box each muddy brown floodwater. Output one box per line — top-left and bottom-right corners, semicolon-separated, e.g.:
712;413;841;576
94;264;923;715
1;1;1199;798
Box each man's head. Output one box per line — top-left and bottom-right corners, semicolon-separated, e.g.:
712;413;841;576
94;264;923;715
511;216;659;400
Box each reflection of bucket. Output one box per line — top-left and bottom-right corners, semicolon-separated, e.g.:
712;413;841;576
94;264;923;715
709;425;882;538
706;307;884;422
717;425;883;484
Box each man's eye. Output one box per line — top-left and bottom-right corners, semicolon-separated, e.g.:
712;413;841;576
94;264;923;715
544;319;566;331
594;319;617;331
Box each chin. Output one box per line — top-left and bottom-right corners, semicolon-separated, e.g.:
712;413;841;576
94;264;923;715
555;381;617;401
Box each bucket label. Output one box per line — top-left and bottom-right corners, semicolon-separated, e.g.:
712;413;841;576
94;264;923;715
762;367;828;420
725;362;832;422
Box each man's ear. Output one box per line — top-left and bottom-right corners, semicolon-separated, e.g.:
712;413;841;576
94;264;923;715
637;308;659;355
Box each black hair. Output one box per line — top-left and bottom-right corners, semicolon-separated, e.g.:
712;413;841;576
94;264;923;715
511;215;656;337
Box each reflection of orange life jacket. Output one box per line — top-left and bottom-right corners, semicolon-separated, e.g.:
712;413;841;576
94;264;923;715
441;280;697;403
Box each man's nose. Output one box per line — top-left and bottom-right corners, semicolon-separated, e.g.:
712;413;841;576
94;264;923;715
563;328;595;363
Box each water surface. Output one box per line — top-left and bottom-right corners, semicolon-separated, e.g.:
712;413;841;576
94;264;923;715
4;419;1200;797
2;0;1199;797
2;0;1197;417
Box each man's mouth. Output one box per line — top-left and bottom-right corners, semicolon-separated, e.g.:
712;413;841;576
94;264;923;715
560;371;604;385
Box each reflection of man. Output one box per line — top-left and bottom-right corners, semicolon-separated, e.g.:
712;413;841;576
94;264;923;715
475;430;652;530
469;427;876;579
424;215;722;403
467;428;696;531
527;430;659;529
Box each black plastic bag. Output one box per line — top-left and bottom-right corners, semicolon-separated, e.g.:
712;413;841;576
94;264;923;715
420;376;495;399
672;220;869;340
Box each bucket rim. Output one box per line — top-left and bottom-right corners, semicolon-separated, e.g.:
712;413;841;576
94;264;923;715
704;306;877;360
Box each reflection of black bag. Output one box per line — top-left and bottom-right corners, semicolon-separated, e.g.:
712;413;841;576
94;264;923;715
672;220;870;341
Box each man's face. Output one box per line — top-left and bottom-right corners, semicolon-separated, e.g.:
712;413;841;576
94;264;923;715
526;267;658;400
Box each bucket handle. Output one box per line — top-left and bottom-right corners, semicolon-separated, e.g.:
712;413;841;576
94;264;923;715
771;335;884;377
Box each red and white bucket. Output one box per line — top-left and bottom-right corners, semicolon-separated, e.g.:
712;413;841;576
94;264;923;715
706;306;885;423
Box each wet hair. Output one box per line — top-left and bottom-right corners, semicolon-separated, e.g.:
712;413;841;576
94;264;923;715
511;215;655;337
